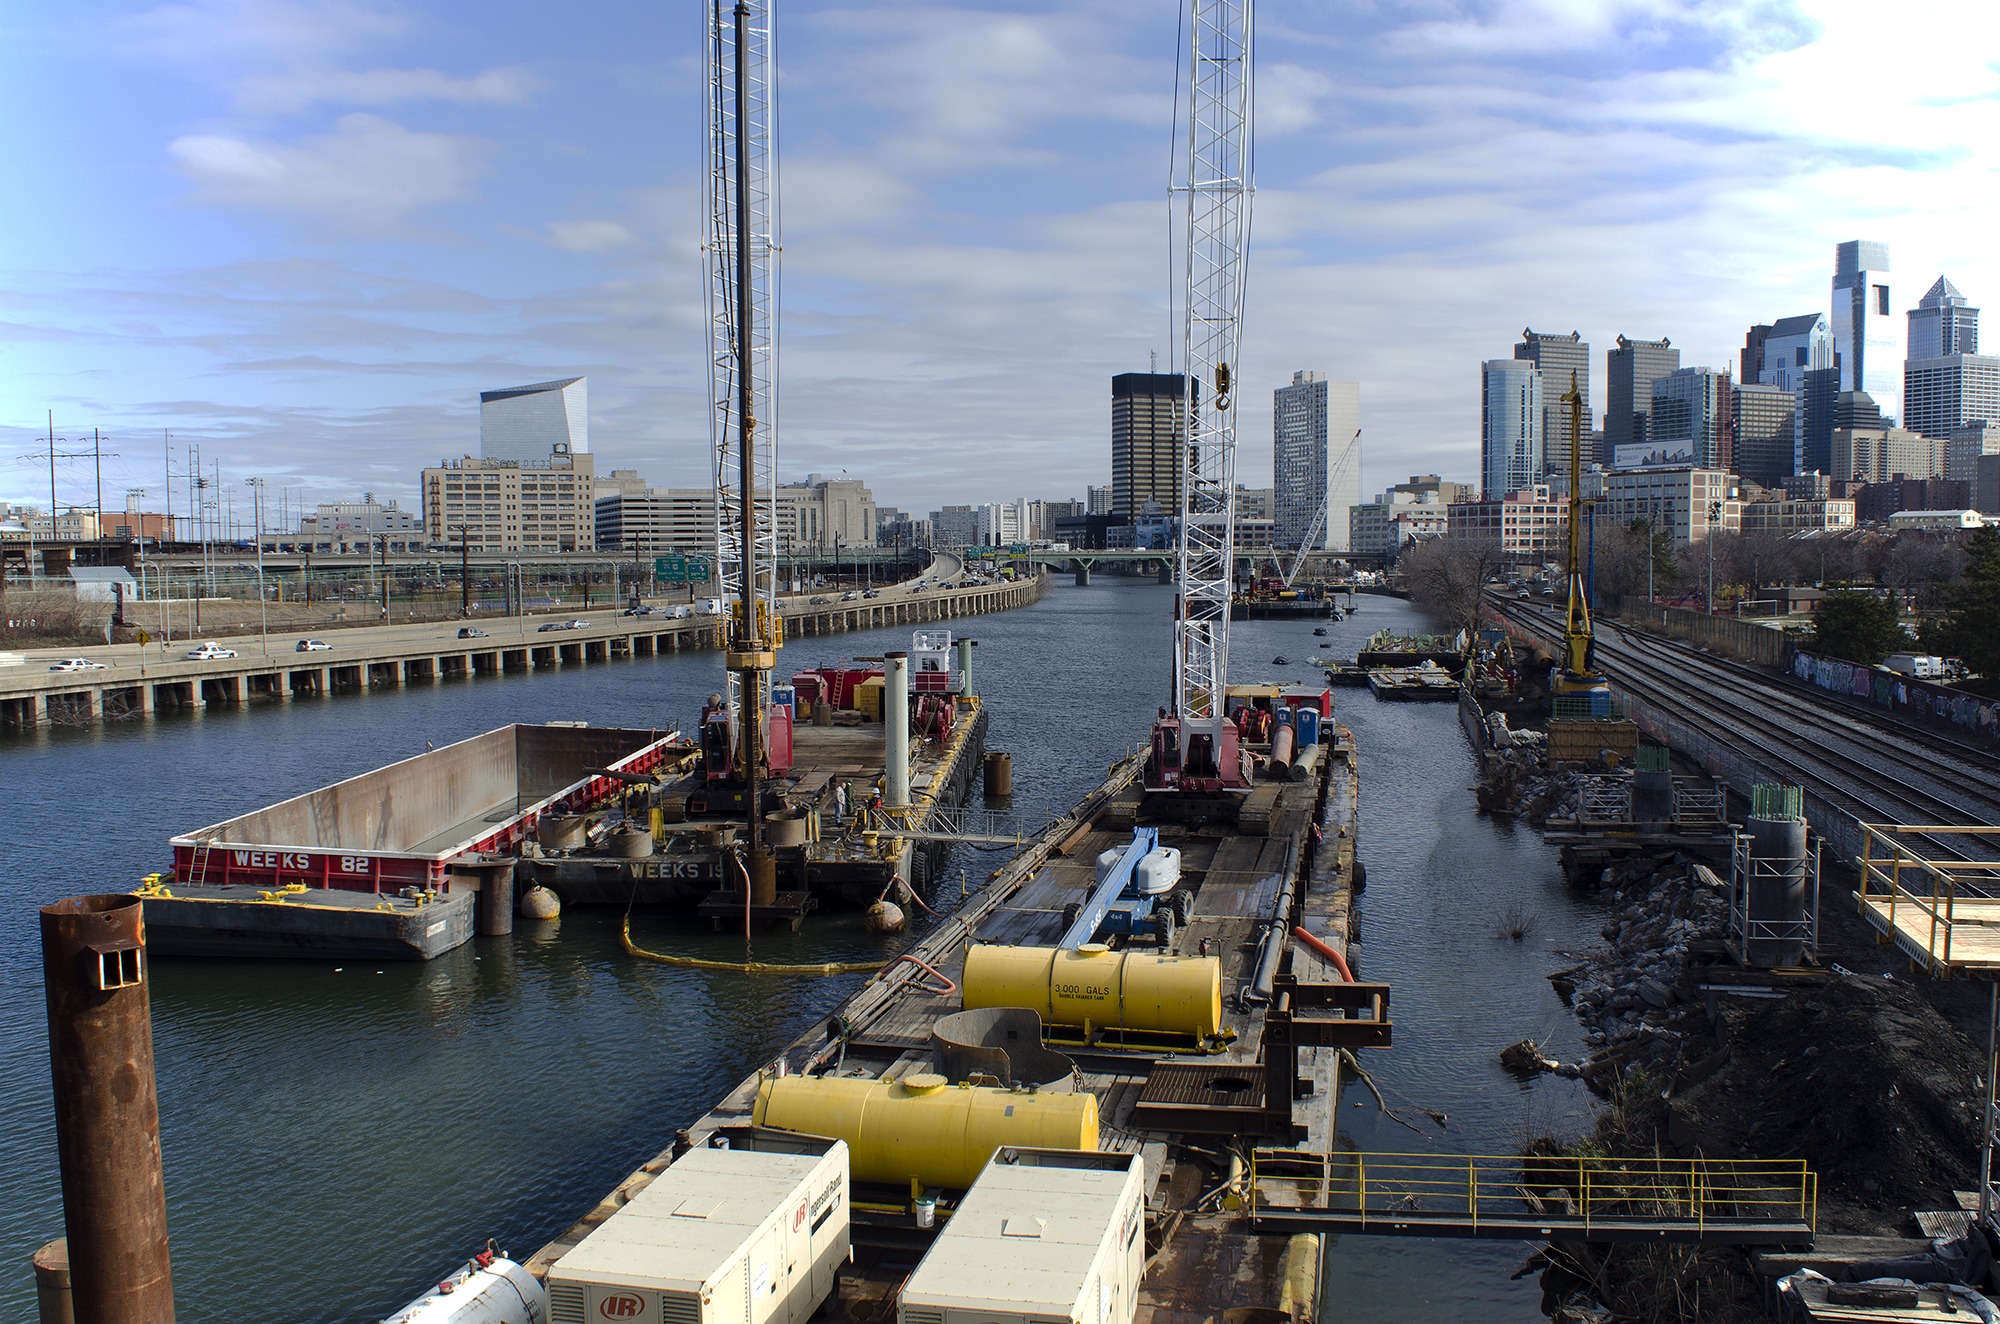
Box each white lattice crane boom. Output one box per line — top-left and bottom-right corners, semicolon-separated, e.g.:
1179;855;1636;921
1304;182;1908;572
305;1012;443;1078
1173;0;1253;731
707;0;780;727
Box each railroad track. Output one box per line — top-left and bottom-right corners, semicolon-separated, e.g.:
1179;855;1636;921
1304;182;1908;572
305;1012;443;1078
1490;597;2000;837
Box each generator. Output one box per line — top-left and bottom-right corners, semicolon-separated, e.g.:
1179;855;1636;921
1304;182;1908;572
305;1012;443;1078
897;1148;1145;1324
548;1134;849;1324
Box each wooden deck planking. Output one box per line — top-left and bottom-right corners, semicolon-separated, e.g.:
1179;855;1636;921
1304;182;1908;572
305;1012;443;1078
1860;895;2000;973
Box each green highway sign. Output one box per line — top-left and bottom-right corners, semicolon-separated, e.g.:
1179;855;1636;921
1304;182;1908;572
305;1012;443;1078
654;555;712;584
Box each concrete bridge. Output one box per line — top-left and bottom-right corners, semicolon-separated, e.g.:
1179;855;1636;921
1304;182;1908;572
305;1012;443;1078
0;571;1043;732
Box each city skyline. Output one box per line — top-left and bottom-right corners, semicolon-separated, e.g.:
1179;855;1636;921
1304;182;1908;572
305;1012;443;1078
5;2;2000;516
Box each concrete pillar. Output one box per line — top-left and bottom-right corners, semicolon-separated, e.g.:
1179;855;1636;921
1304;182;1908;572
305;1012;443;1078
137;685;154;717
39;895;176;1323
884;651;910;810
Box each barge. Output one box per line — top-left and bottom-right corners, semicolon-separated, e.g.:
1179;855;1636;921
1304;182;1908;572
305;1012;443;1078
516;632;987;927
143;723;685;960
521;680;1379;1324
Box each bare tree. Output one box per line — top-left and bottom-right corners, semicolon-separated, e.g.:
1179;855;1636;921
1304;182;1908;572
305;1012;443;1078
1404;535;1506;637
1879;532;1968;613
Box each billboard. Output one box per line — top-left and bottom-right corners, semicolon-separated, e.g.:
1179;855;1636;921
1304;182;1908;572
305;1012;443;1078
1613;440;1697;470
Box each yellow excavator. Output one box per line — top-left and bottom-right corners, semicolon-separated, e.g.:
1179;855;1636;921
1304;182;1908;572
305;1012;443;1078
1552;371;1611;710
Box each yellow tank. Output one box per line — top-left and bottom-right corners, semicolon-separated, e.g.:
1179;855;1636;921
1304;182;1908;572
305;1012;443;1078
751;1072;1098;1189
961;943;1223;1039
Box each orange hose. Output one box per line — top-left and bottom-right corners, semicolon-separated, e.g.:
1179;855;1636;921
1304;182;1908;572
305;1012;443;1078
1292;925;1353;981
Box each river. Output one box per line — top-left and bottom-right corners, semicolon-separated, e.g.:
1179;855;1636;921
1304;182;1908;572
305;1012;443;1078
0;583;1599;1321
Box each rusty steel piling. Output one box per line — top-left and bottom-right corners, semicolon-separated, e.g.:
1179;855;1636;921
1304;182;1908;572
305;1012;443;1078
40;894;175;1324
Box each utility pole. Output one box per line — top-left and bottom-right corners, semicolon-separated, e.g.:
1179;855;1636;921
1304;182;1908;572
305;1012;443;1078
456;525;471;616
48;413;58;541
93;429;103;545
246;479;268;654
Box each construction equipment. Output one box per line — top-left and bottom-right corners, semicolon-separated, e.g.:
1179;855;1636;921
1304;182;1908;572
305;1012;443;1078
707;0;787;893
1553;372;1609;709
1147;0;1255;794
1278;428;1359;589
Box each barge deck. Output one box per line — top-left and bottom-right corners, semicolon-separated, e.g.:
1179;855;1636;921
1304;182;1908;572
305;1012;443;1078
523;707;1372;1324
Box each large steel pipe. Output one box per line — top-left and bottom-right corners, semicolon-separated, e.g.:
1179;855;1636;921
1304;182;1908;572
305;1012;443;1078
41;894;175;1323
885;651;911;810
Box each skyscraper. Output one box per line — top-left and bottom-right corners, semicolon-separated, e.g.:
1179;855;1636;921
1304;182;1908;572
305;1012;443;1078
479;377;588;465
1908;276;1978;360
1272;371;1361;552
1732;383;1796;488
1481;359;1542;497
1110;372;1186;519
1796;367;1841;476
1648;368;1733;471
1743;313;1833;392
1832;240;1899;423
1513;329;1590;476
1605;335;1680;463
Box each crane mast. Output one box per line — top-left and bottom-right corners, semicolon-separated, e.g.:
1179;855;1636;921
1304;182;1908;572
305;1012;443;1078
1147;0;1254;795
1174;0;1252;725
1556;371;1604;697
707;0;782;895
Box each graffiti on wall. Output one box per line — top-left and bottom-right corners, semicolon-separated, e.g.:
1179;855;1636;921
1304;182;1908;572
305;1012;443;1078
1790;650;2000;749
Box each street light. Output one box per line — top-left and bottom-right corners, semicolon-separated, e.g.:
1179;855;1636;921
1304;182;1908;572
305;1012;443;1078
246;478;269;655
1707;499;1722;614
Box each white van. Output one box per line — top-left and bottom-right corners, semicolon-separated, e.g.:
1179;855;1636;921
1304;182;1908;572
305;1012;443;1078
694;597;724;617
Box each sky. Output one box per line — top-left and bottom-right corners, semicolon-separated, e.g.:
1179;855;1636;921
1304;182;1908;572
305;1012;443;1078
4;0;1999;523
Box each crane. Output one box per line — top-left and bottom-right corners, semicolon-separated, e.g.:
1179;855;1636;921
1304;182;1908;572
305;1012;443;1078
706;0;786;901
1278;427;1359;589
1146;0;1255;795
1553;371;1609;709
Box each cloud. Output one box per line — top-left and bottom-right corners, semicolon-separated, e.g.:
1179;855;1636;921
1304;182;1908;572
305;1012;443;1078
121;0;410;71
233;65;541;117
169;114;488;223
546;220;641;253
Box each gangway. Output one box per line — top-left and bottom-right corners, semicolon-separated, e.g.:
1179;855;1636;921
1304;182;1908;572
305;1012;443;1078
1248;1150;1816;1245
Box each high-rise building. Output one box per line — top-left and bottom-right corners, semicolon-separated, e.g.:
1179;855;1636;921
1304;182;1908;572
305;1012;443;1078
1513;329;1590;476
1273;370;1361;552
1795;366;1842;475
1480;359;1542;497
1732;382;1797;488
1644;368;1733;471
1905;354;2000;442
1832;241;1899;423
1831;427;1944;484
1744;313;1833;392
479;377;588;465
1110;373;1186;519
1947;422;2000;485
1085;485;1114;515
1605;335;1680;463
1908;276;1979;360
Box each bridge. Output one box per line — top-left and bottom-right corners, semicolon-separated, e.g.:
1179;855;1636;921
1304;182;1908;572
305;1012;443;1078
1248;1150;1816;1245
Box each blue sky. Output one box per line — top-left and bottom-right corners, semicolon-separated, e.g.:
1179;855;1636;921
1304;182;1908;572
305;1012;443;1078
4;0;1999;520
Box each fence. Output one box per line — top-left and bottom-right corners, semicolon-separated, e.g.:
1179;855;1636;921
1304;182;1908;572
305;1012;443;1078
1790;649;2000;752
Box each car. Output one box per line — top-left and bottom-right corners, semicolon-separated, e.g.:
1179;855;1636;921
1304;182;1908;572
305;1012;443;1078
862;589;881;599
458;626;489;638
841;591;859;601
185;642;238;660
295;638;332;652
49;657;107;672
565;618;590;629
809;595;831;605
622;605;653;616
536;622;565;633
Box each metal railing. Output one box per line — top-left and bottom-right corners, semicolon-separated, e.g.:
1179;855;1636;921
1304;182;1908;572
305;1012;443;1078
1577;778;1632;825
1671;780;1727;824
1249;1149;1816;1239
1857;822;2000;974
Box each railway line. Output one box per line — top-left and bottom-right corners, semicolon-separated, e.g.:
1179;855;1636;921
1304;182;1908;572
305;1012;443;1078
1490;597;2000;844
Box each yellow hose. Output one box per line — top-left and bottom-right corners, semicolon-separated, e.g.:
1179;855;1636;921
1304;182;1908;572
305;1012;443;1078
620;916;887;976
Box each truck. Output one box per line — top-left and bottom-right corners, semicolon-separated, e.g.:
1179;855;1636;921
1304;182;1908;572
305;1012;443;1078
1882;653;1946;681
